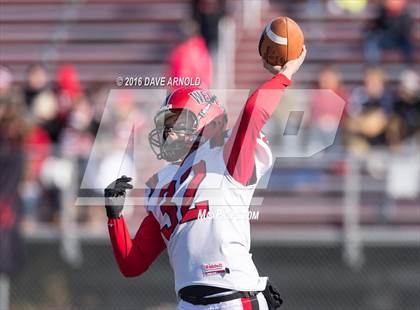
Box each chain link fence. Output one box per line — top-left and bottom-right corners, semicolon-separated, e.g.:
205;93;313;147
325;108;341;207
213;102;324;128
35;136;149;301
8;242;420;310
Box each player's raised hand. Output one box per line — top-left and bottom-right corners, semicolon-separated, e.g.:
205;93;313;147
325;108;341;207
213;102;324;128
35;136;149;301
263;45;307;80
104;175;133;218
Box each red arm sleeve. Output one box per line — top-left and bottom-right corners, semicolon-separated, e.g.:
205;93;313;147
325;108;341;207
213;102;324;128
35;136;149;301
108;213;166;277
223;73;291;185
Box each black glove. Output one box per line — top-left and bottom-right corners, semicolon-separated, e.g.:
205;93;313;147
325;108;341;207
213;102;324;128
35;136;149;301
262;280;283;309
104;175;133;218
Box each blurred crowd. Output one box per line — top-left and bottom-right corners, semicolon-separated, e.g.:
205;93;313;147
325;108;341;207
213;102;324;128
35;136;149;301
269;0;419;156
0;2;229;268
330;0;418;154
0;64;108;231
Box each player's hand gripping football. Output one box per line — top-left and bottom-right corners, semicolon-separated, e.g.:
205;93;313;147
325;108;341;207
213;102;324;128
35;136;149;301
263;45;307;80
104;175;133;218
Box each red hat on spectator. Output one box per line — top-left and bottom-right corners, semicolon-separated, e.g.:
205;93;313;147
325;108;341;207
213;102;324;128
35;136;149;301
57;64;81;99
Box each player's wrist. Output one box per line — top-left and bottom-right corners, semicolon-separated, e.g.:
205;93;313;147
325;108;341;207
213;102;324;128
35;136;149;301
105;205;123;219
279;66;294;80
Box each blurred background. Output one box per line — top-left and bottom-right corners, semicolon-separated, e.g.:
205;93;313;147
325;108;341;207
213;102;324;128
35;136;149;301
0;0;419;309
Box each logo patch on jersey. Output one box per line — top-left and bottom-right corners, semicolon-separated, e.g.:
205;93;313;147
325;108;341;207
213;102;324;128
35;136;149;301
202;262;228;276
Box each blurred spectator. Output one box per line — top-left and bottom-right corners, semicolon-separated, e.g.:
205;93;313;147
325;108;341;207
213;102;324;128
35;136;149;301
22;91;59;224
0;66;13;101
0;66;24;108
31;90;63;144
166;20;213;90
364;0;414;65
192;0;226;53
308;65;349;152
61;96;93;157
347;67;394;154
327;0;368;15
62;93;104;226
317;65;349;101
56;65;82;122
24;63;66;143
388;70;420;148
22;121;51;225
85;82;109;136
24;63;50;108
0;95;26;276
57;64;82;101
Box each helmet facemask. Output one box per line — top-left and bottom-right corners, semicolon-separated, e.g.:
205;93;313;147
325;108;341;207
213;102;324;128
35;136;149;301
149;108;200;163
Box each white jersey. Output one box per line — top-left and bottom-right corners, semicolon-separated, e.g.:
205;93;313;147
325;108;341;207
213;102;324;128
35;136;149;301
145;134;273;294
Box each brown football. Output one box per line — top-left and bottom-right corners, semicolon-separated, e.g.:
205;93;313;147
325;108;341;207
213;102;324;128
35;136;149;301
259;16;304;66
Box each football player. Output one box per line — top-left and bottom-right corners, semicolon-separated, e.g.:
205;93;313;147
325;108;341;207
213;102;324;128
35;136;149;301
105;47;306;309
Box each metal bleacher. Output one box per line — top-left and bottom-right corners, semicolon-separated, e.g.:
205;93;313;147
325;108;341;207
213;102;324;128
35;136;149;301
235;0;420;89
230;1;420;253
0;0;190;84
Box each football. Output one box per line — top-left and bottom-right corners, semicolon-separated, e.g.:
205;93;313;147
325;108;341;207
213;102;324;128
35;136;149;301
259;16;304;66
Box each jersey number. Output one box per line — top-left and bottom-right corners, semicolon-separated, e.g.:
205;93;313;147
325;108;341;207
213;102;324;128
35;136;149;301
159;161;209;241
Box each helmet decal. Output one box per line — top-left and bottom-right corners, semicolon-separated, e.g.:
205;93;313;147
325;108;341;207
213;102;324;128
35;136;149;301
189;90;218;106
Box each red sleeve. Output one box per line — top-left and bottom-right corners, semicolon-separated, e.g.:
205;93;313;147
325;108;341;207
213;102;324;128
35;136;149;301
108;213;166;277
223;73;291;185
